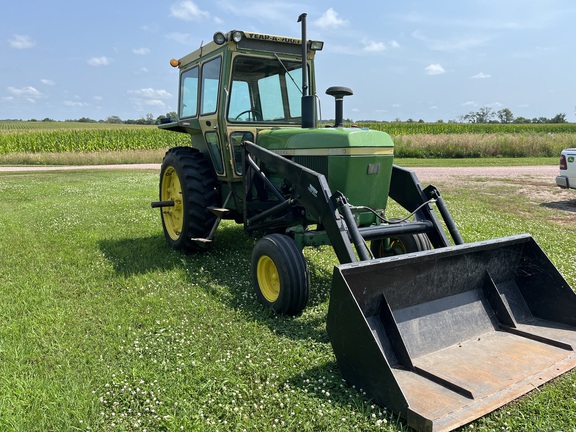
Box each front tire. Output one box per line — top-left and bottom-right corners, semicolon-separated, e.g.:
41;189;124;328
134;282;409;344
159;147;219;252
251;234;310;316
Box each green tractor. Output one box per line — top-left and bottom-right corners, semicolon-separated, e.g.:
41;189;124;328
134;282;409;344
152;14;576;432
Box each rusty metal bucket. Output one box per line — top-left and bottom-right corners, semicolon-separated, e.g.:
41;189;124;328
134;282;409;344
327;234;576;432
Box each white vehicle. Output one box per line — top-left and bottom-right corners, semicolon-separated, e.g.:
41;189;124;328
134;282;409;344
556;148;576;190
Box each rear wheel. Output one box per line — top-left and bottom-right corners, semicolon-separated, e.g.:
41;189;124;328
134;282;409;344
159;147;219;252
370;219;432;258
251;234;310;316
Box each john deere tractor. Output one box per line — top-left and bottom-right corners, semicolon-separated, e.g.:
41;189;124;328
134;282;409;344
152;14;576;432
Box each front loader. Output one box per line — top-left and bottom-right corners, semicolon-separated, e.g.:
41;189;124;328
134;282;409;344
152;14;576;431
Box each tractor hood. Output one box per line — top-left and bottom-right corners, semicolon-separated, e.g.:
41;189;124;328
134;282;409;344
256;127;395;221
257;127;394;155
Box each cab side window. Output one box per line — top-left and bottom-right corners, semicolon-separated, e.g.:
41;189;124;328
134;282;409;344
180;66;199;118
201;57;222;115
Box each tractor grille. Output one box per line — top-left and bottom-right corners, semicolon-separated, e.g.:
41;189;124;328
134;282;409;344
293;156;328;176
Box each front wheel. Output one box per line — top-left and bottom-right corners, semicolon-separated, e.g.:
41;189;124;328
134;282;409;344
251;234;310;316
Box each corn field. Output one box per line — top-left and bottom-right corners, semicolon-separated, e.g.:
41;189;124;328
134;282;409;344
360;121;576;135
0;122;189;154
1;120;574;158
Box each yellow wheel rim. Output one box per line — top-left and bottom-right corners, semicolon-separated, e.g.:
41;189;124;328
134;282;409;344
257;255;280;302
160;166;184;241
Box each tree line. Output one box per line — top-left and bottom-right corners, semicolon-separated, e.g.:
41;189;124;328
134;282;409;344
21;112;178;125
458;107;567;124
14;107;571;125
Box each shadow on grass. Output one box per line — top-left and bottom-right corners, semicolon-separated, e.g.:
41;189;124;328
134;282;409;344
541;199;576;213
98;225;333;343
98;235;180;275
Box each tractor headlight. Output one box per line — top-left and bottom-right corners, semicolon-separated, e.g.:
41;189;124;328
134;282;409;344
232;31;243;43
308;40;324;51
213;32;227;45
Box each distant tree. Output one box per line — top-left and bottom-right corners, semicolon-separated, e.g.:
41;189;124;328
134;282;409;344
461;107;496;123
497;108;514;124
144;113;155;125
513;116;531;124
550;113;567;123
77;117;96;123
476;107;495;123
42;117;55;122
105;115;122;124
436;119;445;123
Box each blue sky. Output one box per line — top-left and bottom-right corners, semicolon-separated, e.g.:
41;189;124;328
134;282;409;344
2;0;576;122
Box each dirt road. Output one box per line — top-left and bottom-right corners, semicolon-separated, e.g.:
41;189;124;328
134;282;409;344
0;164;559;179
0;164;161;172
411;165;558;182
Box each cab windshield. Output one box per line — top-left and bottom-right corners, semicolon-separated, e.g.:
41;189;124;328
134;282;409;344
228;56;304;123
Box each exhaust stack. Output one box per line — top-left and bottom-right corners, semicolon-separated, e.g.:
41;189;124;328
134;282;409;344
298;13;315;128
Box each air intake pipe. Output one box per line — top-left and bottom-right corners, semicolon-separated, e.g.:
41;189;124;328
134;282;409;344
326;86;353;127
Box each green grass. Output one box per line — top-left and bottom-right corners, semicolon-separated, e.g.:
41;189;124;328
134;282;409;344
1;168;575;431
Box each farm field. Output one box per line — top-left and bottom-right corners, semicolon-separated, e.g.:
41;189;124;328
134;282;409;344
0;121;574;165
0;167;575;431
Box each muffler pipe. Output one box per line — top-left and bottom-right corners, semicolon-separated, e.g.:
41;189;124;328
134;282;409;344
298;13;315;128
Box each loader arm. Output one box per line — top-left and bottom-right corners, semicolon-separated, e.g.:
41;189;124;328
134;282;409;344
242;141;364;264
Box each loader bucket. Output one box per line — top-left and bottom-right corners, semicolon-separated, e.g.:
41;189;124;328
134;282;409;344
327;234;576;432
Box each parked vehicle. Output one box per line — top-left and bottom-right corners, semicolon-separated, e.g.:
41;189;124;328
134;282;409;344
556;148;576;190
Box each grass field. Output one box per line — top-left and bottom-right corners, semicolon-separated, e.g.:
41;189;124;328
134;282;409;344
1;168;575;431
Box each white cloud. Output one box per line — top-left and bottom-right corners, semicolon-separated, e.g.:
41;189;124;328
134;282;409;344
170;1;209;21
363;40;400;52
128;88;172;99
87;56;111;67
470;72;491;79
133;48;150;55
64;100;88;107
315;8;348;29
129;88;173;111
7;86;42;98
8;34;35;49
143;100;166;107
424;64;445;75
363;41;386;52
462;101;477;107
41;79;55;86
